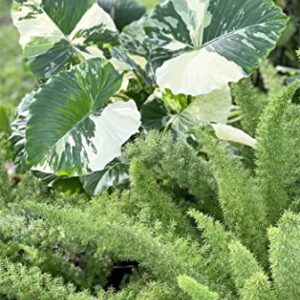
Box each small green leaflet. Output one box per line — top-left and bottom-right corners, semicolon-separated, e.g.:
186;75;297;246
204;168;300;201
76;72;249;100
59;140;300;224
145;0;287;96
12;0;118;78
24;58;141;176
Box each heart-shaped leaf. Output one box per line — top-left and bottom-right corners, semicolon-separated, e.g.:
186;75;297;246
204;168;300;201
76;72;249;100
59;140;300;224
24;58;141;176
145;0;287;96
12;0;118;78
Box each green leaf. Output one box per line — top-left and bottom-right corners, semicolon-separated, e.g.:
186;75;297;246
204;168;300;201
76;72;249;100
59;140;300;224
12;0;118;78
98;0;146;31
10;93;34;172
141;92;172;130
145;0;287;96
24;58;141;176
81;158;129;195
32;170;84;194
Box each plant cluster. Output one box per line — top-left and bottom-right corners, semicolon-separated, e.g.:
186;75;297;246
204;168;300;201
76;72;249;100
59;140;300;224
1;77;300;299
0;0;300;299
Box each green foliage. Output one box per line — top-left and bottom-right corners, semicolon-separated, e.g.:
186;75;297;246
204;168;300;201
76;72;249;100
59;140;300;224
256;80;300;223
10;0;287;191
1;0;300;299
269;211;300;299
240;272;275;300
0;257;94;300
178;275;219;300
189;209;235;295
229;241;263;291
232;79;268;136
125;131;218;217
129;161;191;236
0;1;35;107
260;60;286;97
198;129;268;261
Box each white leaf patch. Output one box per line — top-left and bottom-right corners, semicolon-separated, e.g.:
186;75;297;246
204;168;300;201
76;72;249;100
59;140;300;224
35;100;141;175
212;123;257;148
156;49;245;96
70;3;117;44
12;1;64;48
190;86;232;123
86;100;141;172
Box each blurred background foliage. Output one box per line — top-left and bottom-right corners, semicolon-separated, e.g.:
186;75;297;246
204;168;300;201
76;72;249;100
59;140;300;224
0;0;35;134
273;0;300;67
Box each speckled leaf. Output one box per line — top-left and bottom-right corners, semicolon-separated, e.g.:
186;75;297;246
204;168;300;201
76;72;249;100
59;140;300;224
25;59;141;176
145;0;287;96
12;0;118;78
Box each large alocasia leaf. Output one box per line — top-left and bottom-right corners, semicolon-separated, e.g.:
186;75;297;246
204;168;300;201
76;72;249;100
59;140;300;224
12;0;118;78
144;0;287;96
23;58;141;176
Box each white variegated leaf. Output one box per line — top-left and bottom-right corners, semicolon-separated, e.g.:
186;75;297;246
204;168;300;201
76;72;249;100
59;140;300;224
24;59;141;176
12;0;118;78
145;0;287;96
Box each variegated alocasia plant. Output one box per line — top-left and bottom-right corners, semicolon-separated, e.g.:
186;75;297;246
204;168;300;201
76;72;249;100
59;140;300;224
142;0;287;96
11;0;286;195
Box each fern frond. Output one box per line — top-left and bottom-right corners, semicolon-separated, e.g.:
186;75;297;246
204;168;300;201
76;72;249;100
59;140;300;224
260;60;285;96
178;274;219;300
21;201;206;285
0;257;94;300
229;241;263;291
232;79;268;136
269;211;300;299
256;80;300;223
130;161;191;236
125;131;218;216
188;209;235;294
240;272;275;300
198;129;268;261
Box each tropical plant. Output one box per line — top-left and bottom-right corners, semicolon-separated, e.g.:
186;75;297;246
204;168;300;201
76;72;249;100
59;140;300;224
10;0;287;195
